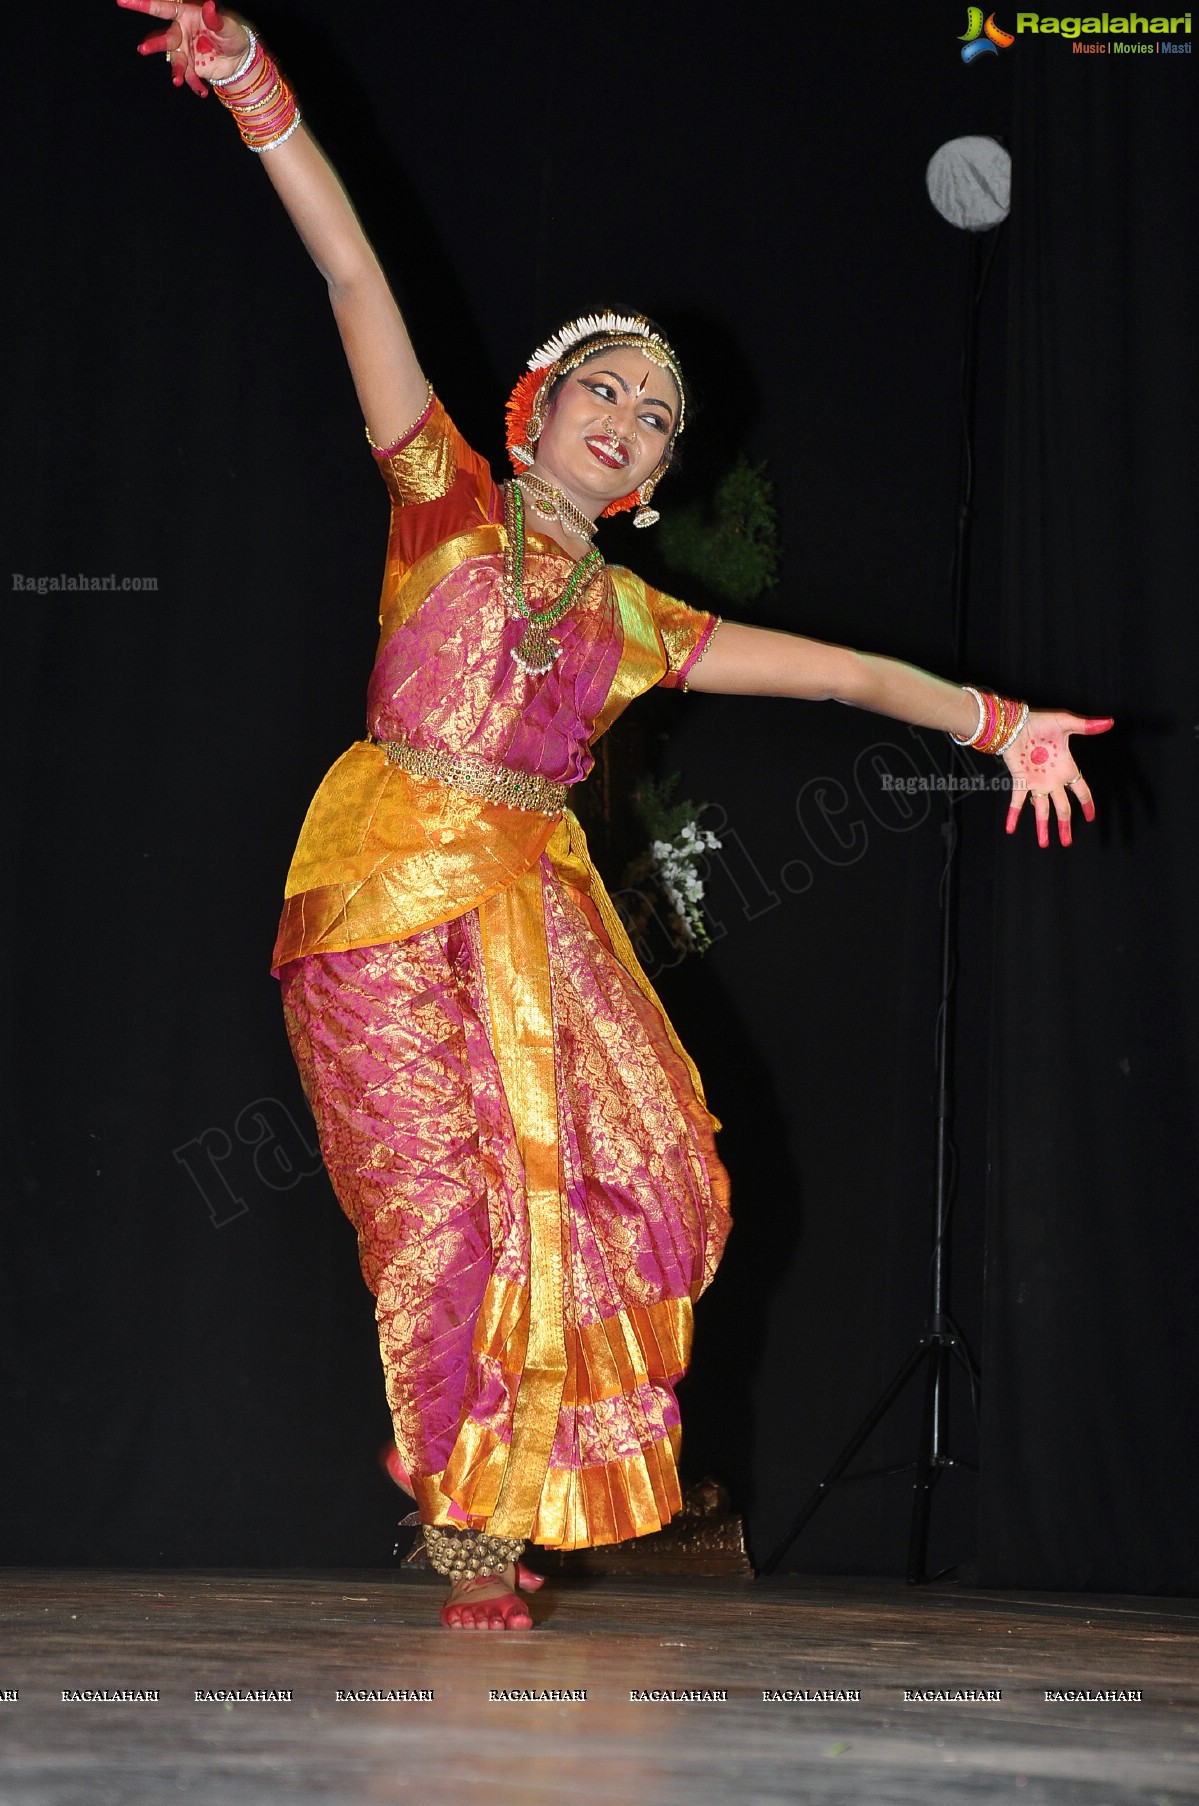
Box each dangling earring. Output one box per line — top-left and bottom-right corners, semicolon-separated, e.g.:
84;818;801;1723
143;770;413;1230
633;475;660;529
512;406;543;468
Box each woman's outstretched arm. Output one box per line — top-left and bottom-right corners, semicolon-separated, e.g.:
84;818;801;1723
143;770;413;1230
688;619;1114;848
118;0;430;445
688;621;980;732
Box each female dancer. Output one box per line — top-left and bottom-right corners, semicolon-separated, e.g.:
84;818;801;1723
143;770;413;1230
118;0;1112;1629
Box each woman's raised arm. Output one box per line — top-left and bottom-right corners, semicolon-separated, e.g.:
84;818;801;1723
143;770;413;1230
118;0;430;445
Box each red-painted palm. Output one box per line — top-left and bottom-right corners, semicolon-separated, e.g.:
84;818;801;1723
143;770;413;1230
1002;711;1114;848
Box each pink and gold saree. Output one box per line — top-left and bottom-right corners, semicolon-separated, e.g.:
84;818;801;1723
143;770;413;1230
273;396;730;1550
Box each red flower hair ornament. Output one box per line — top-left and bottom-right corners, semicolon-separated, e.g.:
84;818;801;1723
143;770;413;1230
504;312;686;520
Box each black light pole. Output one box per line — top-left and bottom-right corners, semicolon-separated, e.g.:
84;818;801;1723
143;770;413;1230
761;139;1011;1585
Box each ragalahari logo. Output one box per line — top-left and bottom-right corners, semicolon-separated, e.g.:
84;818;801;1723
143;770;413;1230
960;8;1016;58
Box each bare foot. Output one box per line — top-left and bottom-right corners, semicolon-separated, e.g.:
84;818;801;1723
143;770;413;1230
440;1563;534;1630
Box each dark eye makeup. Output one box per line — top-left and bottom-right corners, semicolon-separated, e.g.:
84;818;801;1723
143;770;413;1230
578;379;669;434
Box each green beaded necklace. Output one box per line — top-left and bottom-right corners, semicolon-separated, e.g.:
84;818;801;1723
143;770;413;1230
501;480;604;675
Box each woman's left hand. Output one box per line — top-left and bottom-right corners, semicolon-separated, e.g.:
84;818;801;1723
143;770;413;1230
1002;709;1114;848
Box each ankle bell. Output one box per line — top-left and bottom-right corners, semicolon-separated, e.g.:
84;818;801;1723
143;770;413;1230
422;1523;526;1581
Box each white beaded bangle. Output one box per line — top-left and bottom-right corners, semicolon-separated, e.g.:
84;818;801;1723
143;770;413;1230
248;109;303;153
210;29;258;86
949;684;987;747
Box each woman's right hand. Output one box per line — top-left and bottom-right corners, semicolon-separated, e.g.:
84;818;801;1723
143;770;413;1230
118;0;251;97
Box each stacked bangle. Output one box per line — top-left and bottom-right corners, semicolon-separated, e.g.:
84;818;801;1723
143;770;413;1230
211;32;302;154
950;685;1030;755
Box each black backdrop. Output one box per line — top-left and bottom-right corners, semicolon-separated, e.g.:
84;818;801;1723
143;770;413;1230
3;3;1195;1591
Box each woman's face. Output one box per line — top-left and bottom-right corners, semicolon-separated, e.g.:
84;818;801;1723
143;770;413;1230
533;345;680;514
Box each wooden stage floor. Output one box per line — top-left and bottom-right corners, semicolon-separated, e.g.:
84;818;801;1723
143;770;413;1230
0;1569;1195;1805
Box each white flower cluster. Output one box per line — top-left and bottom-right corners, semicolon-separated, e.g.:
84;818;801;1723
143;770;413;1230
527;313;654;370
650;820;722;952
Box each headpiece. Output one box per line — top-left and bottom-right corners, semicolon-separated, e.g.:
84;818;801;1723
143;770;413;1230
505;312;685;521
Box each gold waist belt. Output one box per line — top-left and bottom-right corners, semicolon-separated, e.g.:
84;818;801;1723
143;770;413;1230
370;734;568;816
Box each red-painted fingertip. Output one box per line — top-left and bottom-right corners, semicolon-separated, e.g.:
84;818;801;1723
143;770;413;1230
1085;717;1115;733
1083;801;1096;822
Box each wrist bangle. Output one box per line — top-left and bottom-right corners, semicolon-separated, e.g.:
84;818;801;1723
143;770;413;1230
211;34;301;153
210;29;258;87
948;685;1030;754
950;684;987;747
992;700;1029;754
247;110;303;153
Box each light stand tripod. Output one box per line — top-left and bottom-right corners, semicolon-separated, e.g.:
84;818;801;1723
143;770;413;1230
760;766;981;1581
762;146;1009;1583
